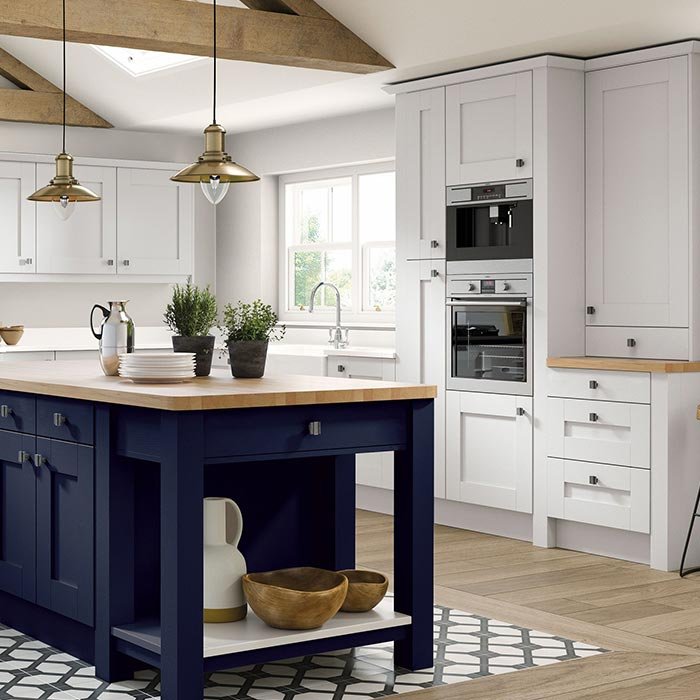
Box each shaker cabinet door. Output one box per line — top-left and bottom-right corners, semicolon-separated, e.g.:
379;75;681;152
0;161;36;273
586;57;689;328
36;164;117;274
0;430;36;602
35;438;94;626
396;87;446;260
446;72;532;185
446;391;532;513
117;168;193;276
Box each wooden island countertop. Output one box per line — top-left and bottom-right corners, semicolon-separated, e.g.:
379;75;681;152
547;356;700;373
0;360;436;411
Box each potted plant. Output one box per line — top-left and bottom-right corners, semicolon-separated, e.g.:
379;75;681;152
164;283;218;377
220;300;285;378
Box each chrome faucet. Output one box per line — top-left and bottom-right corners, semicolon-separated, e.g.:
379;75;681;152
309;282;349;350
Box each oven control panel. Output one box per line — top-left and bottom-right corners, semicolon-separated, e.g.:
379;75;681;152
448;276;533;297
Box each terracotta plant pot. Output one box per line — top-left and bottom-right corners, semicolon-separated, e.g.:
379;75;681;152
172;335;215;377
228;340;268;379
338;569;389;612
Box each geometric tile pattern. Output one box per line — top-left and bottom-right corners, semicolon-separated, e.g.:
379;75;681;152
0;601;607;700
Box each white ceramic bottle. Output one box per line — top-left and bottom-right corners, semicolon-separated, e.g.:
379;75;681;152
203;497;247;623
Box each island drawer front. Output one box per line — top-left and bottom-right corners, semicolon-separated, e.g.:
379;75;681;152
586;326;689;361
37;397;94;445
547;458;650;533
548;398;650;468
548;368;650;404
0;391;36;434
204;402;407;459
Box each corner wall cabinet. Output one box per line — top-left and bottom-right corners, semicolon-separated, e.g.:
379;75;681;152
0;161;36;274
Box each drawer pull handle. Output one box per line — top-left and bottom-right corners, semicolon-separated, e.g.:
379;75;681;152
589;380;599;389
308;421;322;436
589;475;599;486
586;306;596;315
17;451;30;464
34;454;46;467
516;407;526;416
627;338;637;348
431;269;439;278
53;412;66;427
515;158;526;168
430;240;439;249
589;412;599;422
337;365;346;373
0;405;13;419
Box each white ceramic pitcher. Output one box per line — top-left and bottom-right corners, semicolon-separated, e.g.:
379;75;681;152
203;497;247;623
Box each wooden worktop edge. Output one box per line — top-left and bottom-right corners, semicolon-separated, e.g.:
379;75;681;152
547;357;700;373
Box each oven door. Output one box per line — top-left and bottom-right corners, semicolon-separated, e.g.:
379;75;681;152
447;297;532;396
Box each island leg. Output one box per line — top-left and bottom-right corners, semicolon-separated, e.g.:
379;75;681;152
393;399;434;671
160;412;205;700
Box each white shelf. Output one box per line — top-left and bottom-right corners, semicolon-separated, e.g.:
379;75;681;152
112;599;410;659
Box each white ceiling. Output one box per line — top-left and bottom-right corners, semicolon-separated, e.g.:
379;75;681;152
2;0;700;134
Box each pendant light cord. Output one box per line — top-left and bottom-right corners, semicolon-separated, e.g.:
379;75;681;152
213;0;217;125
62;0;66;153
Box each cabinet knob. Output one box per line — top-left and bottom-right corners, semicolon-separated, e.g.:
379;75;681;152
106;259;114;266
586;306;596;315
589;380;599;389
0;404;13;419
34;454;46;467
589;475;599;486
122;259;130;267
516;407;526;416
515;158;526;168
589;412;599;422
627;338;637;348
431;269;439;278
502;282;511;291
308;421;322;436
17;450;30;464
53;412;66;427
18;257;32;266
337;365;346;373
430;240;439;249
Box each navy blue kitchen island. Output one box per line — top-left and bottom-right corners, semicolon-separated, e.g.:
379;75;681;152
0;362;435;699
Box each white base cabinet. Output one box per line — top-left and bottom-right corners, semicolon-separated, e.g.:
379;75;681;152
446;391;532;514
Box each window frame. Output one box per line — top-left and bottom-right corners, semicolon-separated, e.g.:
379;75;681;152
278;161;396;325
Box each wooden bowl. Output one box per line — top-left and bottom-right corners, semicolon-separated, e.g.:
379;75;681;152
242;567;348;630
0;326;24;345
339;569;389;612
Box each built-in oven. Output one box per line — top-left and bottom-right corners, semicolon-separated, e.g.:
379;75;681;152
447;179;533;264
447;271;533;396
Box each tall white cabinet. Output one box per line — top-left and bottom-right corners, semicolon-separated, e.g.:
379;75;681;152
0;161;36;274
585;56;691;358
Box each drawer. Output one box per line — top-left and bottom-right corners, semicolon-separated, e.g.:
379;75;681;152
204;401;407;460
37;397;94;444
548;368;650;404
0;390;36;434
586;326;689;360
547;458;650;533
548;398;650;468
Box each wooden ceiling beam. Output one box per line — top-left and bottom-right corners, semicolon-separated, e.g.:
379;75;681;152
0;0;393;74
0;47;112;128
238;0;335;21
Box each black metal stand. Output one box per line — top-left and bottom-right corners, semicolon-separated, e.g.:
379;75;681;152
680;480;700;577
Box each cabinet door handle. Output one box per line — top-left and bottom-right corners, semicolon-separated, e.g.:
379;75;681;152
589;475;599;485
589;412;599;422
308;421;322;436
18;257;32;266
516;407;526;416
337;365;346;373
589;380;599;389
515;158;526;168
627;338;637;348
430;240;439;249
17;451;30;464
431;269;439;278
586;306;596;315
122;259;130;267
106;259;114;266
0;405;13;419
34;454;46;467
53;412;66;427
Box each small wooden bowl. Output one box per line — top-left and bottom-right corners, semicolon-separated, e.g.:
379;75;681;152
242;567;348;630
339;569;389;612
0;326;24;345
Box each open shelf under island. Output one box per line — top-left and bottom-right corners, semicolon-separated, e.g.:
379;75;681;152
0;362;436;699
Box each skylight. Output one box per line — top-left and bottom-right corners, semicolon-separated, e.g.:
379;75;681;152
93;46;204;77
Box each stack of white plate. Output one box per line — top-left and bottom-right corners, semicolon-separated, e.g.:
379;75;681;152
118;353;196;384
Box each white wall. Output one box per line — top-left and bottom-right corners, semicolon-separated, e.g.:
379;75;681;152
0;123;216;327
216;108;396;308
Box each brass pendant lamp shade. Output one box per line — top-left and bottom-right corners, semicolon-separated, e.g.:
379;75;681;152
28;0;100;218
171;0;258;204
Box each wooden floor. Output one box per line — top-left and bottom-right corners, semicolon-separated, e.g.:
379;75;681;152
356;509;700;699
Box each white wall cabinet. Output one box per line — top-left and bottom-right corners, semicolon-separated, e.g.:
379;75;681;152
0;161;36;274
446;72;533;185
117;168;193;276
585;57;689;330
446;390;532;513
395;87;446;260
36;165;117;275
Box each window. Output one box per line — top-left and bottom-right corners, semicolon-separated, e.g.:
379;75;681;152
280;164;396;322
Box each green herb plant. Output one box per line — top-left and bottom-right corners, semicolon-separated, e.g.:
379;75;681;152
220;300;285;344
164;283;218;337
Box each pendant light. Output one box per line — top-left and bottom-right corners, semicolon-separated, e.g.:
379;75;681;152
28;0;100;220
171;0;258;204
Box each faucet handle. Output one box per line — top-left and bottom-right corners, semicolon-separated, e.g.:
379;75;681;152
340;328;350;348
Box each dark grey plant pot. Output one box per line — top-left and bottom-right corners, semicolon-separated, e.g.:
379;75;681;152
172;335;215;377
228;340;269;379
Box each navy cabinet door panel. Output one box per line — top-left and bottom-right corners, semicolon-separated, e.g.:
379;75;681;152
0;429;36;602
0;391;36;434
37;398;94;445
36;438;94;626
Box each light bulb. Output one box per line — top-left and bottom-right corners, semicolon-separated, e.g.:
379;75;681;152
52;195;76;221
201;175;230;205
